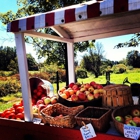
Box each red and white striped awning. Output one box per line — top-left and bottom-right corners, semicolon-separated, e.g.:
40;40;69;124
7;0;140;33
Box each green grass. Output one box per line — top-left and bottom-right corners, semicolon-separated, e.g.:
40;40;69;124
0;92;22;112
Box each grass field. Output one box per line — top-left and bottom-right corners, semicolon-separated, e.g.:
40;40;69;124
0;70;140;112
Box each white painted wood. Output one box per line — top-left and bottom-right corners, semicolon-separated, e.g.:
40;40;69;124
14;33;33;122
51;26;70;38
67;42;75;83
24;31;73;43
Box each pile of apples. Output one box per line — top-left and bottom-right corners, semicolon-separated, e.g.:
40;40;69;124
115;108;140;127
58;81;105;102
0;99;24;120
31;85;58;114
0;85;58;120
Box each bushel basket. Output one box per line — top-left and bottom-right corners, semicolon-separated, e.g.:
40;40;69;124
41;103;84;128
102;84;133;109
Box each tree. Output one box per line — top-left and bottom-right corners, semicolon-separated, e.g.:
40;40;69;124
0;46;38;72
126;50;140;68
26;53;38;71
0;0;95;69
0;46;16;71
114;33;140;49
80;42;105;77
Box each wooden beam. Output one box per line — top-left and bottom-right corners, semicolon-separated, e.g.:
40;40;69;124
24;31;73;43
51;26;70;39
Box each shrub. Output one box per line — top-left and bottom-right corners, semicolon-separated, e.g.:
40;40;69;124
0;80;21;97
76;69;88;78
112;64;126;74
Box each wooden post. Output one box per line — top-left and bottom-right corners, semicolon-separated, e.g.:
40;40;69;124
67;42;75;84
14;33;33;122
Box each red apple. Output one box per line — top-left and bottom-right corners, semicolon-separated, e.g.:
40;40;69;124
50;96;58;104
36;91;42;97
72;84;80;90
63;90;70;98
96;84;103;89
84;83;91;90
88;86;94;93
36;99;44;106
76;90;81;96
133;117;140;126
60;93;67;99
94;89;100;94
94;93;100;99
69;83;75;88
71;94;78;101
90;81;96;87
68;89;75;96
78;92;86;101
85;90;91;96
87;93;94;101
80;87;86;92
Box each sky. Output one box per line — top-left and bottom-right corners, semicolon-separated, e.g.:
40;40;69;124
0;1;140;63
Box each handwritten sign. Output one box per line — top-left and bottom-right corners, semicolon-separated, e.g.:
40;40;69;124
124;124;140;140
80;123;96;140
32;118;42;124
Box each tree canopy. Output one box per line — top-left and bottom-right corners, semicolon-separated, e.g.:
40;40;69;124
0;0;95;69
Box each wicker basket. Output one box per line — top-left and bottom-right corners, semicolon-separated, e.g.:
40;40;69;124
41;103;84;128
75;106;112;132
102;84;133;109
112;105;140;135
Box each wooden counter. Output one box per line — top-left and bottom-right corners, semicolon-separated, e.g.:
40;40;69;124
0;118;131;140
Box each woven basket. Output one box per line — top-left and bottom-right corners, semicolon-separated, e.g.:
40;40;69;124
102;84;133;109
75;106;112;132
112;105;140;135
41;103;84;128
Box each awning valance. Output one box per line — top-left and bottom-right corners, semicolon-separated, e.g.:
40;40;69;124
7;0;140;33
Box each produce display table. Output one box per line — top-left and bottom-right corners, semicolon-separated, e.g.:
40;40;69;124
0;118;131;140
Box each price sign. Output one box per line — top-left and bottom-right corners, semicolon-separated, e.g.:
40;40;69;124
32;118;42;124
124;124;140;140
80;123;96;140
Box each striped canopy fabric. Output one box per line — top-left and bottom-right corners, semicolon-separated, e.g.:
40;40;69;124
7;0;140;33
